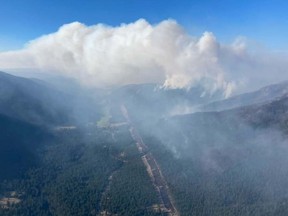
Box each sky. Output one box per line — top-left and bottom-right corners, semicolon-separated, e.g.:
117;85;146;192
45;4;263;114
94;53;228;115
0;0;288;96
0;0;288;51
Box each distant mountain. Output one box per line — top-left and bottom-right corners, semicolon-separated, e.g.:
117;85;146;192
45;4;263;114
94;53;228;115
201;80;288;112
113;83;223;106
238;94;288;133
0;71;71;125
0;71;102;126
158;94;288;159
109;83;223;123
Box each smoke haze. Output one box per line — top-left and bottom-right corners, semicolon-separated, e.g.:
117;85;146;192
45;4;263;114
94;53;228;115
0;19;288;97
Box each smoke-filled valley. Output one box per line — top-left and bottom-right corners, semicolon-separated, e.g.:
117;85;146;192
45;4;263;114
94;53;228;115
0;65;287;215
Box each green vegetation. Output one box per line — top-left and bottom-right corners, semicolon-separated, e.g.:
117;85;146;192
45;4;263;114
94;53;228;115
141;115;288;216
0;114;50;181
2;72;288;216
101;133;161;216
0;125;162;216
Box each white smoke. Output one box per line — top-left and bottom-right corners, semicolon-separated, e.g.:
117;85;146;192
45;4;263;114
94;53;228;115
0;19;287;97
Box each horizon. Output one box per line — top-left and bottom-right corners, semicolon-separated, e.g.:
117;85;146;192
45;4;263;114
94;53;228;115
2;2;288;215
1;1;288;97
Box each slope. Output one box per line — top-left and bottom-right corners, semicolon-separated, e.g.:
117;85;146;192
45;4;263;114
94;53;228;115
201;80;288;112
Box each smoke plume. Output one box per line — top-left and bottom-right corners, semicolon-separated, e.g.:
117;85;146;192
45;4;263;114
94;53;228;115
0;19;287;97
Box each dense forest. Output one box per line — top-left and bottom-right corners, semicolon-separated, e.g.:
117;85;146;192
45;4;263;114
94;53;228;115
139;97;288;216
0;124;163;216
1;71;288;215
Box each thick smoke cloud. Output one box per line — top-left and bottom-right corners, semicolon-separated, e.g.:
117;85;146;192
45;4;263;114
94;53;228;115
0;19;287;96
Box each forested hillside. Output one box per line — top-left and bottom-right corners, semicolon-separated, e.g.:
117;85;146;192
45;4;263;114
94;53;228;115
1;71;288;215
138;95;288;216
0;124;163;216
0;114;50;181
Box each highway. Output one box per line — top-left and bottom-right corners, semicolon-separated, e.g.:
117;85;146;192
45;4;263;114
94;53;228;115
121;105;179;216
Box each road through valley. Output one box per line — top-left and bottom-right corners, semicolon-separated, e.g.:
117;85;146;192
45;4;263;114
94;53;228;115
121;105;179;216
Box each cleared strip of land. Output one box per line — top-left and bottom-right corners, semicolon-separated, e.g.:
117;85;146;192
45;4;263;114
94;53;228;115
121;105;179;216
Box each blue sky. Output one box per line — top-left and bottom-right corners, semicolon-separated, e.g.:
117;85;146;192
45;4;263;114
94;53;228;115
0;0;287;51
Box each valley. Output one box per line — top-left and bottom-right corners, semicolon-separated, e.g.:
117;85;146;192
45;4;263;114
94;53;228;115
0;72;288;215
121;104;179;216
1;2;288;215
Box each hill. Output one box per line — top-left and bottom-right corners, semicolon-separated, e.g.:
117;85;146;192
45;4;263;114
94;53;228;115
201;81;288;112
